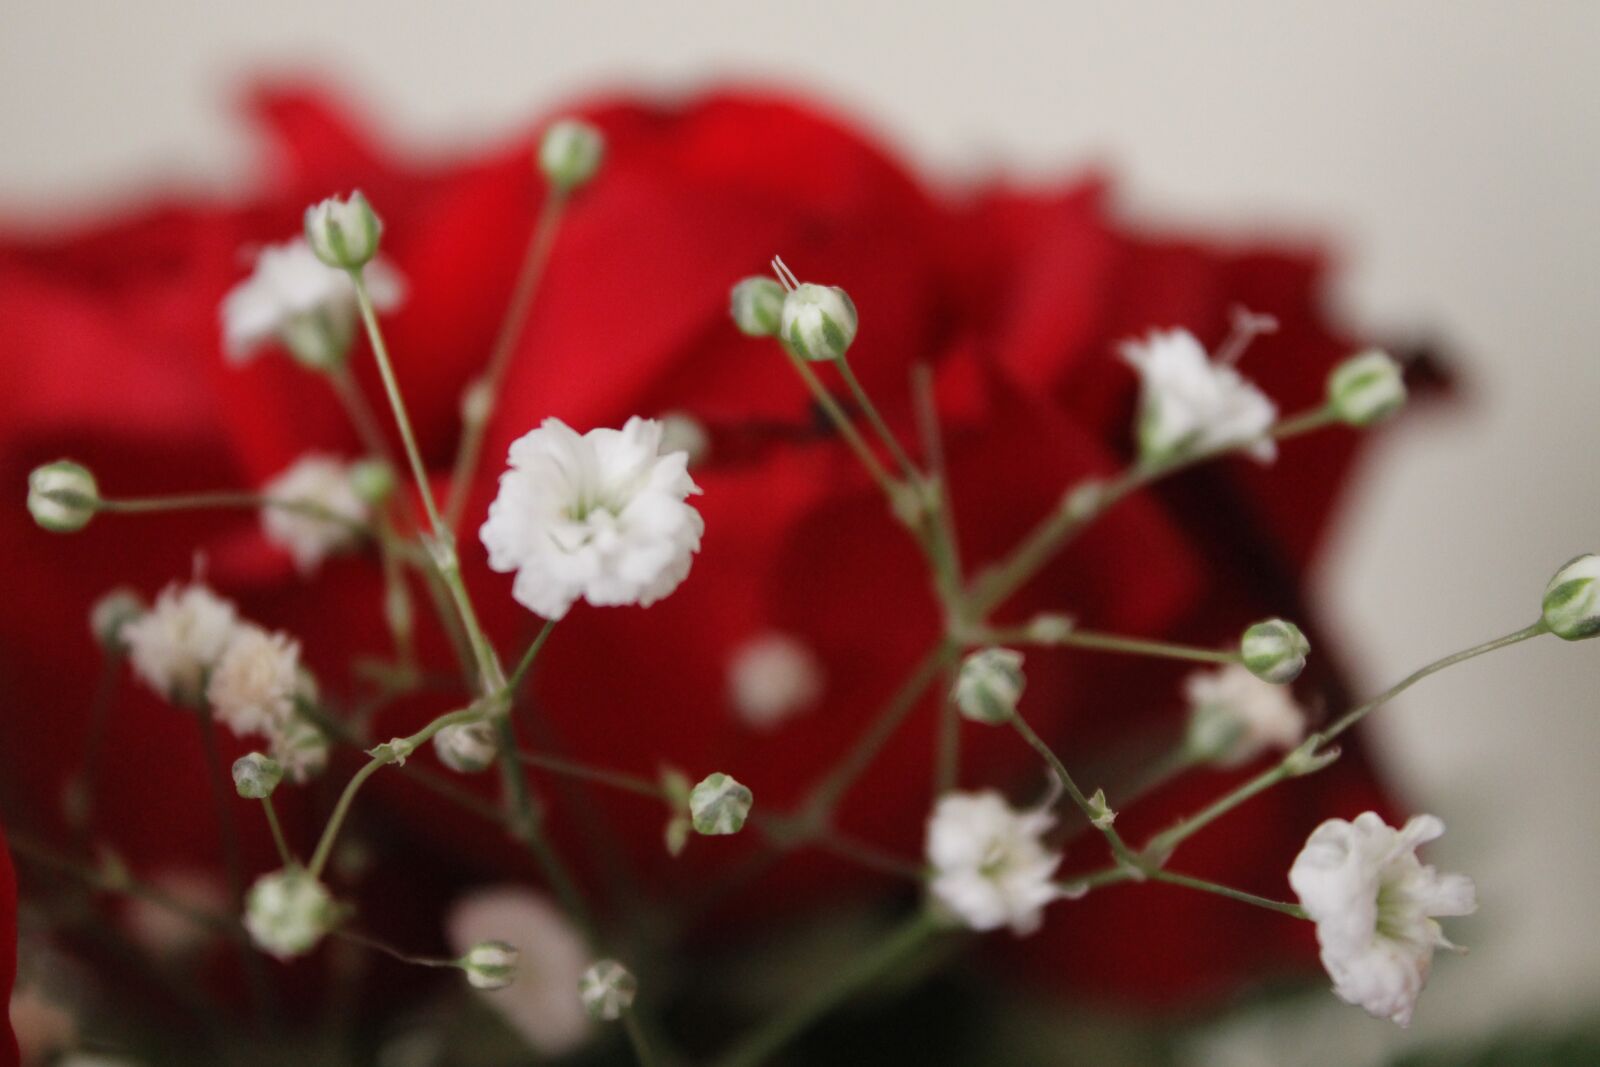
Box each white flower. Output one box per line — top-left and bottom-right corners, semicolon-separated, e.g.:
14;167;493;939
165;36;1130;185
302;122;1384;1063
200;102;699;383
1184;664;1305;767
1289;812;1476;1027
124;868;229;958
124;581;240;706
1122;329;1277;463
207;625;301;738
579;959;638;1022
260;455;370;573
221;238;403;367
433;720;498;774
9;986;76;1064
269;708;330;784
446;886;592;1055
726;632;823;729
245;868;336;960
480;417;704;621
926;791;1062;936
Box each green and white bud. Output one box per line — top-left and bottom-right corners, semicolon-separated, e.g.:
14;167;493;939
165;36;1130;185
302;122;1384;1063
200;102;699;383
303;191;382;270
780;283;858;363
579;958;637;1021
1086;788;1117;830
433;720;498;774
689;772;753;835
661;767;693;857
538;119;604;192
90;587;146;652
952;648;1025;725
244;868;335;960
729;276;786;337
1283;735;1340;777
460;940;519;990
349;458;397;506
1328;350;1406;426
28;460;99;533
1542;553;1600;641
1025;613;1075;645
232;752;284;799
1239;618;1310;684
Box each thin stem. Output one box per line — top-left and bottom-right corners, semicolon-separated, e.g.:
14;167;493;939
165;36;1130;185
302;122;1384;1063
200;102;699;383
833;355;921;482
622;1010;659;1067
911;361;963;578
1009;712;1144;872
780;345;897;496
986;624;1240;665
517;750;666;800
261;796;295;868
711;910;942;1067
1147;869;1307;919
328;362;400;472
98;493;367;534
444;189;568;533
69;653;122;848
332;928;458;970
1271;406;1338;440
934;661;961;796
195;710;248;907
494;718;597;941
506;620;558;696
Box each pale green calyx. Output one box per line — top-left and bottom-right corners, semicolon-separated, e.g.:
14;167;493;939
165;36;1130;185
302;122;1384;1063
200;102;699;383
232;752;284;799
1240;618;1310;684
1283;735;1341;777
304;191;382;270
348;458;397;506
1328;350;1407;426
730;276;786;336
244;868;336;960
1087;788;1117;830
90;587;146;652
1542;553;1600;641
689;772;753;835
579;958;637;1021
460;940;519;990
539;118;604;192
661;767;693;856
28;460;99;533
952;647;1025;725
780;282;858;363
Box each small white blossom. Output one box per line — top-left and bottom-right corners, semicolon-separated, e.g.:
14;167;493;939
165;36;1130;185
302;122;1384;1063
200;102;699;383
726;632;823;729
1122;328;1277;464
124;581;240;706
688;773;753;835
926;791;1062;936
729;276;785;336
1328;350;1407;426
480;417;704;621
304;191;382;270
124;868;229;958
433;720;499;774
1542;553;1600;641
447;886;592;1055
260;455;370;573
1239;617;1311;684
538;119;605;192
245;868;336;960
231;752;284;799
1289;813;1476;1027
579;959;638;1022
1184;664;1305;767
221;238;403;367
207;625;301;739
89;586;146;652
780;282;859;363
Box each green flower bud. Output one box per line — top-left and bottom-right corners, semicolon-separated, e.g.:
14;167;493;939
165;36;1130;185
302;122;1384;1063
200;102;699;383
729;276;785;336
780;283;858;362
348;458;397;506
28;460;98;533
539;119;604;192
90;586;146;652
579;958;637;1021
244;868;335;960
1328;350;1406;426
1542;553;1600;641
433;720;498;774
460;940;519;990
1240;618;1310;684
1086;788;1117;830
304;191;382;270
689;772;753;835
232;752;284;799
952;648;1025;724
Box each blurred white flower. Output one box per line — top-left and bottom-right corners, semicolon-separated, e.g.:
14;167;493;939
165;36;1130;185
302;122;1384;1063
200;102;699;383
245;868;335;960
260;455;369;573
207;625;301;739
480;417;704;621
1122;328;1277;463
1184;663;1305;768
221;238;402;367
446;886;592;1056
124;581;240;706
269;707;330;784
124;868;228;957
1289;812;1476;1027
9;985;76;1064
926;791;1061;936
726;632;823;729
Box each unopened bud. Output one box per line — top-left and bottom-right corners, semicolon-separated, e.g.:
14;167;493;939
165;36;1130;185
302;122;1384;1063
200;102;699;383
579;958;637;1021
460;377;493;428
232;752;284;799
28;460;99;533
90;587;145;652
304;191;382;270
1282;735;1340;777
1542;553;1600;641
349;458;397;506
780;283;858;363
433;720;498;774
244;868;335;960
539;119;604;192
661;767;693;856
689;772;753;835
657;411;711;467
730;276;785;337
1026;613;1075;644
952;648;1025;725
1086;788;1117;830
460;940;519;990
1328;350;1406;426
1240;618;1310;684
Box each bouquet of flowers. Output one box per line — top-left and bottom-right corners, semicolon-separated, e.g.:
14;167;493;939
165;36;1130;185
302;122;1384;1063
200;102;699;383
3;87;1594;1066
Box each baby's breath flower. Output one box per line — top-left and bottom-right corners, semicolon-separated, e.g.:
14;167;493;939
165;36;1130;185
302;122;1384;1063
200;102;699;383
461;940;520;990
1122;328;1277;464
689;773;753;835
952;648;1025;725
269;677;329;783
729;276;786;336
1240;617;1310;684
539;119;605;192
1328;350;1407;426
579;959;638;1021
207;625;301;739
1289;813;1476;1026
304;191;382;270
124;581;240;707
926;791;1062;935
27;460;98;533
726;632;823;729
261;455;369;573
1541;553;1600;641
245;868;336;960
433;720;499;774
232;752;284;799
1184;663;1305;767
124;868;228;958
480;417;704;621
90;587;146;653
780;282;858;362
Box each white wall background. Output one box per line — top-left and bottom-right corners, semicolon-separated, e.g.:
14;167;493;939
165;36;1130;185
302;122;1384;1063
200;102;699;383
3;2;1597;1062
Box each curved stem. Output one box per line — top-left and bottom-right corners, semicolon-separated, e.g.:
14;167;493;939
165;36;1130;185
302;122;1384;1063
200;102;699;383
780;346;897;496
1009;712;1144;871
833;355;920;482
622;1010;659;1067
983;623;1239;664
1148;869;1307;919
260;796;295;868
98;493;367;535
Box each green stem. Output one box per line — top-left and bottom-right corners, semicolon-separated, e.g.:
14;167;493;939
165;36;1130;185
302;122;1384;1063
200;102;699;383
934;661;961;795
1009;712;1144;872
494;717;597;942
1148;869;1307;919
711;910;942;1067
332;928;457;970
506;620;558;696
261;796;295;868
780;345;898;497
518;750;665;800
328;361;400;473
833;355;920;482
622;1010;659;1067
986;625;1240;665
97;493;367;535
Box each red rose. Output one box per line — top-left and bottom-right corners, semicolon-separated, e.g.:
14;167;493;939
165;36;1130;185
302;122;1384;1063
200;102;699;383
0;83;1409;1016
